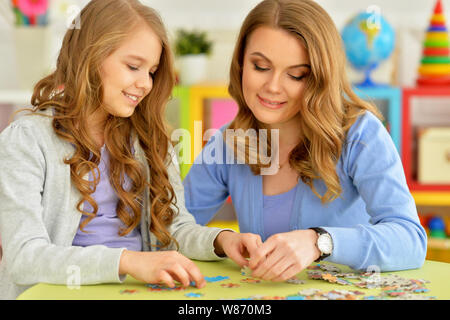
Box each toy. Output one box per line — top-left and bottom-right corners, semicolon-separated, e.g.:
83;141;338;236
428;216;447;238
417;0;450;86
341;9;395;87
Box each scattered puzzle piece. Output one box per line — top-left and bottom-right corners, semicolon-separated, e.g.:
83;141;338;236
285;278;306;285
240;266;253;276
220;283;240;288
204;275;229;282
240;278;261;284
185;292;204;298
145;283;187;291
119;289;139;294
321;273;338;283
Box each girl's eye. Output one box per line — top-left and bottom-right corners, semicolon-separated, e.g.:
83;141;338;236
129;64;155;80
253;63;269;72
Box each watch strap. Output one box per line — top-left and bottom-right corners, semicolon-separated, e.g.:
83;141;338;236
309;227;331;262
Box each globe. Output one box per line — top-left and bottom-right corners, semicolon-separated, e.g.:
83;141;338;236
341;12;395;87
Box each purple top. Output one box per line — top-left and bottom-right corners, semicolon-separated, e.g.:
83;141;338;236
262;185;297;241
72;145;142;251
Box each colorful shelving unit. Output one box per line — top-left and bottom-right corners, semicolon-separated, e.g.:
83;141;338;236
169;84;237;178
401;86;450;194
401;86;450;263
354;86;402;153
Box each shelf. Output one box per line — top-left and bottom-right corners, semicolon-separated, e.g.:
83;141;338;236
413;191;450;206
428;238;450;250
401;87;450;194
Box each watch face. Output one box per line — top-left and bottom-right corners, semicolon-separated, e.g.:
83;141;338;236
317;234;333;255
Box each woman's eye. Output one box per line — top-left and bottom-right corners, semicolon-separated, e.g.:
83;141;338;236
128;65;139;71
289;74;306;81
253;63;269;72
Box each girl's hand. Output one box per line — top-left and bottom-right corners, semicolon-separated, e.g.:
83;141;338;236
248;229;321;281
214;231;263;267
119;250;206;289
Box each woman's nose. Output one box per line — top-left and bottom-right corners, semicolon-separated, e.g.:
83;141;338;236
265;72;282;94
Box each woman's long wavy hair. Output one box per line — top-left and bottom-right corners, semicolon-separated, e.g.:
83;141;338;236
25;0;178;249
228;0;382;203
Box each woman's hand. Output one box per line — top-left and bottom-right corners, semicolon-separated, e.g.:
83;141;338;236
248;229;321;281
213;231;263;267
119;250;206;289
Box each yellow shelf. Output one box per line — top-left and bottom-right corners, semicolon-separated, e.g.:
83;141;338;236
428;238;450;250
412;191;450;206
427;238;450;263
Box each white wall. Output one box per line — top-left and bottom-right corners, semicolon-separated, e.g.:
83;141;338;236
0;0;446;89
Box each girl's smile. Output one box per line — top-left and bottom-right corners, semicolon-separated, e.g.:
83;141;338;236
122;91;142;104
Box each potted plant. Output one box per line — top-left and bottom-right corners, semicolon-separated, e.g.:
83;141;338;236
174;29;213;85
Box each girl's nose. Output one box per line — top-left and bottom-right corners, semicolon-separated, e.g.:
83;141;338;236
135;72;152;93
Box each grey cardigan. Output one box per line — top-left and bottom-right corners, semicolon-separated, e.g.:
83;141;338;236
0;109;227;299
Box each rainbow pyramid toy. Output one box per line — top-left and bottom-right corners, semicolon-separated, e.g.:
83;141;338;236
417;0;450;86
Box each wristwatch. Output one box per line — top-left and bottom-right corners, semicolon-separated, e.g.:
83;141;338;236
309;227;333;262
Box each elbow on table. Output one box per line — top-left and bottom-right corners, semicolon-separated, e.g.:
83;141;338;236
7;248;44;286
386;229;428;272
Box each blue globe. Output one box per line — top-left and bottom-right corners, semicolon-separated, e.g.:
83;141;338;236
341;12;395;86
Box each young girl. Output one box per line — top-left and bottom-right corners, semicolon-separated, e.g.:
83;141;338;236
183;0;427;282
0;0;259;300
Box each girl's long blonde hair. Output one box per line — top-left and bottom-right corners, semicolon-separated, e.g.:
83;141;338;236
228;0;382;203
26;0;178;249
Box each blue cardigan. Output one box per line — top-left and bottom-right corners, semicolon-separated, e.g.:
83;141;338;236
183;111;427;271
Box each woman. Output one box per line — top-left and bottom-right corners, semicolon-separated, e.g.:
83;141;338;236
183;0;427;282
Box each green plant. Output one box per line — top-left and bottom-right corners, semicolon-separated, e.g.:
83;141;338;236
174;29;212;56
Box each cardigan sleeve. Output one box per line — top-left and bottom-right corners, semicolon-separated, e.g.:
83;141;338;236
323;112;427;271
0;121;125;287
164;144;232;260
182;128;231;225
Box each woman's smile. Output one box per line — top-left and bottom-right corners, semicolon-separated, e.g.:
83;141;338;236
257;94;287;109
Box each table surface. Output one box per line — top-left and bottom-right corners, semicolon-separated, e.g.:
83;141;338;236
17;259;450;300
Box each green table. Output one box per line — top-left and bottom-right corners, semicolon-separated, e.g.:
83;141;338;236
17;259;450;300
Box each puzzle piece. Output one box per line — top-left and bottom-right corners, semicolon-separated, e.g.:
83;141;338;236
240;266;253;276
220;283;240;288
204;275;229;282
119;289;139;294
285;278;306;285
185;292;204;298
145;283;187;291
240;278;261;284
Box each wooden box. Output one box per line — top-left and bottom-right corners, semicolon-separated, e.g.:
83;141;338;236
418;127;450;184
402;87;450;191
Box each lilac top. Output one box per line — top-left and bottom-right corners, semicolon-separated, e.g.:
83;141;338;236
262;185;297;241
72;145;142;251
